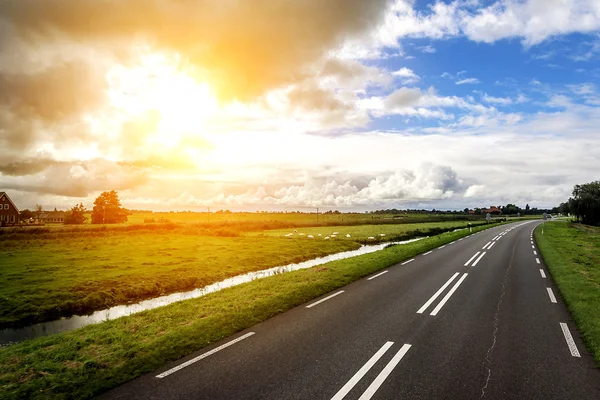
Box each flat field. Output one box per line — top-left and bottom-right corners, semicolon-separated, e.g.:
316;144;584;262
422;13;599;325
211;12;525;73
257;220;483;241
0;232;358;327
0;215;488;327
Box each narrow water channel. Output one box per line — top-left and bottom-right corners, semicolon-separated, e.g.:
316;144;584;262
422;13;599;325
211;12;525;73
0;237;425;346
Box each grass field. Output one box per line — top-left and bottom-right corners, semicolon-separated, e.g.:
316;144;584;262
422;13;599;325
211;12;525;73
0;234;359;328
257;220;485;242
535;221;600;367
0;214;494;327
0;222;506;400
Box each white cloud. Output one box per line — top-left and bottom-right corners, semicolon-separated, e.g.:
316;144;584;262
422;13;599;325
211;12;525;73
567;83;595;95
392;67;421;84
418;45;437;53
456;78;480;85
483;93;512;105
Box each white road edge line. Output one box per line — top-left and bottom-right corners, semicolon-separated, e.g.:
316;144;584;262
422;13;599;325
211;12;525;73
472;252;487;267
482;241;491;250
357;344;412;400
559;323;581;357
540;269;546;278
531;245;535;249
430;273;468;316
547;287;557;303
401;259;415;265
416;273;460;314
306;291;345;308
464;252;481;267
156;332;255;378
488;242;496;250
536;258;541;264
533;251;537;255
423;251;433;256
330;342;394;400
438;245;446;249
367;271;388;281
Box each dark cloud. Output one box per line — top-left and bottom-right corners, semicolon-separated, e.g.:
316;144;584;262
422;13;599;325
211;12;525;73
0;158;63;176
0;0;391;101
0;61;107;122
0;159;147;197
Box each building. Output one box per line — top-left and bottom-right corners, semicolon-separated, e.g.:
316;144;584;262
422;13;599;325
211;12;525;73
0;191;20;226
39;211;66;224
481;206;501;215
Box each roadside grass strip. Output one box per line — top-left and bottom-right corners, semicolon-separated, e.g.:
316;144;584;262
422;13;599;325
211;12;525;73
560;323;581;358
0;220;513;399
535;221;600;366
156;332;255;378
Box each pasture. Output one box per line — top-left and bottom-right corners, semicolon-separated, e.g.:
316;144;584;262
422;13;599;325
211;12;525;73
0;213;488;327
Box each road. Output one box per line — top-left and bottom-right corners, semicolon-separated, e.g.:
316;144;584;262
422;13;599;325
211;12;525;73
100;221;600;399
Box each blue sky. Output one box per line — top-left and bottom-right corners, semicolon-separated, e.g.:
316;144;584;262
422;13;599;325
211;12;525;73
1;0;600;211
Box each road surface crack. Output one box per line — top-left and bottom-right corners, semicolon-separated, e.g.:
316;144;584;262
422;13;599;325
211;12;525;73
480;236;518;398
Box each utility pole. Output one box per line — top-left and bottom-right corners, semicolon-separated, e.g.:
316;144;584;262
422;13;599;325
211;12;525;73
207;207;210;223
316;207;319;223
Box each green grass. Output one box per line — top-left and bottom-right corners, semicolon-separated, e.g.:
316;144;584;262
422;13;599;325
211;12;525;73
0;234;358;327
257;220;485;242
0;222;505;400
535;221;600;366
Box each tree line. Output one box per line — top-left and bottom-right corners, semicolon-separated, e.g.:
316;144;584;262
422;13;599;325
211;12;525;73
559;180;600;226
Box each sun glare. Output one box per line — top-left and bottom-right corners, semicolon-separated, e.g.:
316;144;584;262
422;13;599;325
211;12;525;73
107;53;219;147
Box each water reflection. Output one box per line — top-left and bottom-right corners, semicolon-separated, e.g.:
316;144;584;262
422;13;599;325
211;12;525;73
0;237;424;345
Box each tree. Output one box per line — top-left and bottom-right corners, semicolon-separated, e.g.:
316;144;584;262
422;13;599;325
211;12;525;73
20;209;35;220
35;204;43;218
91;191;127;224
569;181;600;226
64;203;87;225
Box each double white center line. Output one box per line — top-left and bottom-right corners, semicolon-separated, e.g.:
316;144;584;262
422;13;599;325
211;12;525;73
417;272;469;316
331;342;412;400
464;251;486;267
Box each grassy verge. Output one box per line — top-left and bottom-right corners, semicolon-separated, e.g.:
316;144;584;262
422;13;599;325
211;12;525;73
535;221;600;366
0;221;506;400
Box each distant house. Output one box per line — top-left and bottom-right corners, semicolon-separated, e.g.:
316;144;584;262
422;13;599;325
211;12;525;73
481;206;501;215
40;211;66;224
0;191;20;226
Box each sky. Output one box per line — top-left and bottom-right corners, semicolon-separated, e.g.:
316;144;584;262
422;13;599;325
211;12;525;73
1;0;600;212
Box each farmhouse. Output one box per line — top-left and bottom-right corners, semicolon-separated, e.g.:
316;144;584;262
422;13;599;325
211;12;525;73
0;191;20;226
40;211;66;224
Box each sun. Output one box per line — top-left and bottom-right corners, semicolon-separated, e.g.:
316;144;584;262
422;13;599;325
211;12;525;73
107;52;219;147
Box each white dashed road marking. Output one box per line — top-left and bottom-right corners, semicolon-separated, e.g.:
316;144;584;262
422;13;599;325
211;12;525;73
156;332;255;378
560;323;581;358
306;291;345;308
546;287;557;303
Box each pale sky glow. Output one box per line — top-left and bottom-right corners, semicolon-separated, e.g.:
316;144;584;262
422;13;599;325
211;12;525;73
1;0;600;211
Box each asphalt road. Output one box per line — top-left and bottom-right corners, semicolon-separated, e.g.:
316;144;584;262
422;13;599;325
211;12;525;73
100;221;600;400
